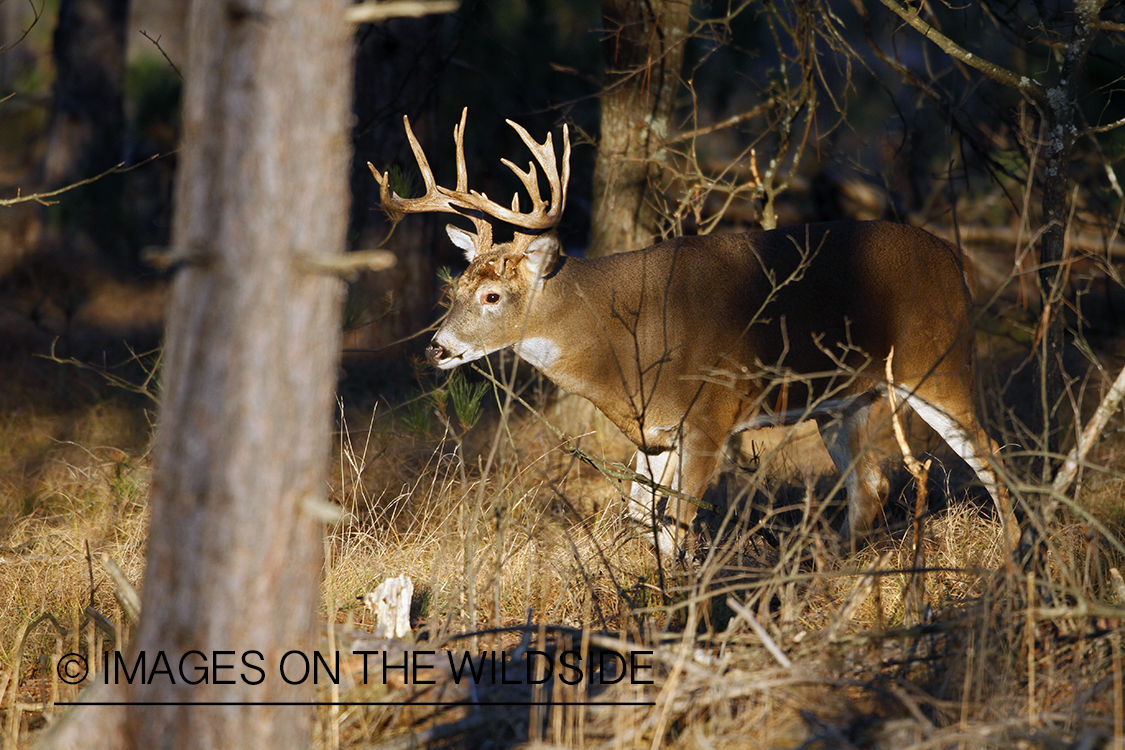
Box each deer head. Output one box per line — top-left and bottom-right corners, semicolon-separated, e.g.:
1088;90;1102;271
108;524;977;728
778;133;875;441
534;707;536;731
370;108;571;369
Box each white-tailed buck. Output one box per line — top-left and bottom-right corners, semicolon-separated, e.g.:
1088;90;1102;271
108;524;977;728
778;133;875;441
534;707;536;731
372;108;1015;558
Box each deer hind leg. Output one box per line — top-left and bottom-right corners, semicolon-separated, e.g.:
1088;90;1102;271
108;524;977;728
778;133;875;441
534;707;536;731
894;388;1017;554
815;392;890;551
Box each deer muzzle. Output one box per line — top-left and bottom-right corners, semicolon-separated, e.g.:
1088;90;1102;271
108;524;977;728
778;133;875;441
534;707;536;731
425;339;448;366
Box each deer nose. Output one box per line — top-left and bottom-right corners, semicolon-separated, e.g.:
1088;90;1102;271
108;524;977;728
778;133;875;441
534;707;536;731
425;340;446;366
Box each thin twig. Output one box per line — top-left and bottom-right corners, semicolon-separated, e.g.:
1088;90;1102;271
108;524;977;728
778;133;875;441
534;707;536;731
887;348;932;626
1027;572;1038;727
1113;632;1123;750
138;30;182;80
829;551;893;641
469;362;718;513
38;338;162;404
665;98;776;145
98;554;141;624
0;0;43;57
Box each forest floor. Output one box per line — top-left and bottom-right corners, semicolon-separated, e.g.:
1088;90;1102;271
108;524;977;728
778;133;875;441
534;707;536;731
1;208;1124;749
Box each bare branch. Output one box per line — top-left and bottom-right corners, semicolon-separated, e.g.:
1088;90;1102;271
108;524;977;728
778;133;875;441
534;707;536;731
877;0;1048;107
0;0;44;56
726;597;793;669
38;339;163;404
1083;114;1125;136
666;98;777;145
0;155;161;208
99;554;141;624
298;250;397;280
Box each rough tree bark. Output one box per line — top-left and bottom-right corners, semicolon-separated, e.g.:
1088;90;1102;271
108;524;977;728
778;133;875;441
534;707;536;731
1033;0;1102;479
588;0;690;258
123;0;352;748
558;0;690;577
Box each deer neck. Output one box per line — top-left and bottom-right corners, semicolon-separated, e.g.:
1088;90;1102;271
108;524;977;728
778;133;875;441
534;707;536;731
509;255;628;410
510;255;581;375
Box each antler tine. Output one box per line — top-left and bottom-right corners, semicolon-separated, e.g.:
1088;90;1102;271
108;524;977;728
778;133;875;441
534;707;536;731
449;119;570;231
370;113;472;223
368;162;403;223
371;108;569;241
505;120;566;221
453;107;469;194
447;109;493;246
402;114;437;194
497;156;541;215
559;124;571;215
525;121;570;221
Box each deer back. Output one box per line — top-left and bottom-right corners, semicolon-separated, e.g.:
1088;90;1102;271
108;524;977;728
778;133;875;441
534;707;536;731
480;221;973;443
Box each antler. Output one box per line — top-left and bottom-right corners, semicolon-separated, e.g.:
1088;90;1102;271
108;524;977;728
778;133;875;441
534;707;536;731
369;107;570;246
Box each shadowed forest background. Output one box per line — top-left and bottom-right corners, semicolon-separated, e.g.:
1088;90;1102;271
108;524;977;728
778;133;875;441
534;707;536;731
3;0;1125;748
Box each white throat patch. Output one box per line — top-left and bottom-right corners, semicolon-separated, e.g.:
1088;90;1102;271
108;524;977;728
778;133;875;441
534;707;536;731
513;337;561;369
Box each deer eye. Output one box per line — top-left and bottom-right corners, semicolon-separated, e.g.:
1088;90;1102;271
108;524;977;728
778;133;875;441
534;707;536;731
483;292;501;304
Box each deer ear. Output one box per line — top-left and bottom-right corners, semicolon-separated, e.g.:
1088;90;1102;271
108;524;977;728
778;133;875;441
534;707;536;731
446;224;479;262
522;233;561;283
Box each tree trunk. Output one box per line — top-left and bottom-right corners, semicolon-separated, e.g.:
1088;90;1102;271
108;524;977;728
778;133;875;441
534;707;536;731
1036;110;1070;482
43;0;128;264
44;0;127;186
558;1;689;576
1033;0;1101;481
588;0;690;257
125;1;352;748
344;19;445;351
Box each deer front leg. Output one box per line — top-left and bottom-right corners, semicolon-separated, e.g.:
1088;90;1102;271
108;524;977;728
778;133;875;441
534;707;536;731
628;449;682;559
628;433;719;561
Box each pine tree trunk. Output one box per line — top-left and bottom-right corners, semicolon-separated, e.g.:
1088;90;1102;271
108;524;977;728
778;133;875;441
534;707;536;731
43;0;128;264
124;1;352;747
587;0;690;257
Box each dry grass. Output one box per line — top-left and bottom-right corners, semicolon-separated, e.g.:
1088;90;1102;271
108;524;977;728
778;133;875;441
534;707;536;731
1;348;1123;749
322;390;652;637
309;356;1124;749
0;378;150;745
0;384;150;641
